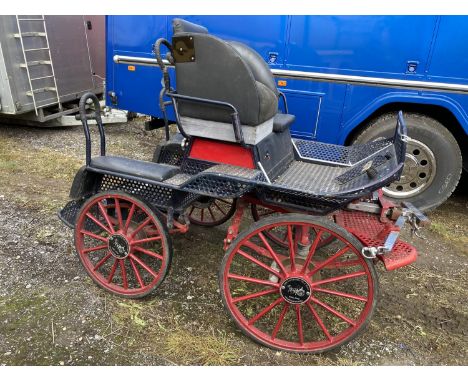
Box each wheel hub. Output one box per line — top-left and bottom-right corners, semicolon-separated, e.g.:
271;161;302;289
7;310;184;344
108;234;130;259
280;277;311;304
383;137;436;198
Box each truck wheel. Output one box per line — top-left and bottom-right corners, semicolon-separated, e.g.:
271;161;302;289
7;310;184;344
353;112;462;211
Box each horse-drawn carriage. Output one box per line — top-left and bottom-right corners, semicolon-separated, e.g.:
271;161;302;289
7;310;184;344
59;19;429;353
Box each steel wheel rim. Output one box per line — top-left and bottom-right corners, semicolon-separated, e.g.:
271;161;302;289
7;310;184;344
221;219;375;352
75;193;169;297
187;198;236;227
384;137;436;198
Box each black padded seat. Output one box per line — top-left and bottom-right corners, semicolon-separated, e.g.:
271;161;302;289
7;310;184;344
90;156;179;182
273;113;296;133
172;19;278;127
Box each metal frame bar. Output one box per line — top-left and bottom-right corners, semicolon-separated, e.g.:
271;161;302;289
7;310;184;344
79;93;105;166
113;54;468;94
169;92;245;145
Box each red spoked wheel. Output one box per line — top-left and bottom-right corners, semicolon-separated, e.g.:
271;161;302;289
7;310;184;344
187;197;237;227
75;191;172;298
219;214;378;353
251;204;335;249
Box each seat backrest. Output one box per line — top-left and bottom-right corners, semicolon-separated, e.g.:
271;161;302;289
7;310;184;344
172;19;278;127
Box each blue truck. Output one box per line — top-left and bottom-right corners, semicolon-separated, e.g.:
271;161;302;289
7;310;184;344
106;15;467;211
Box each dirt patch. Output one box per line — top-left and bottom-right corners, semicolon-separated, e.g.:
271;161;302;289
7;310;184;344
0;121;467;365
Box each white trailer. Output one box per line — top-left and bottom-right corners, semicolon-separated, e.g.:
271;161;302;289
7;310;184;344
0;15;107;124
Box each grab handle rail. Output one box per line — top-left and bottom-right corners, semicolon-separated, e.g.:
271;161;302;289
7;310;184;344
169;93;245;145
79;92;105;166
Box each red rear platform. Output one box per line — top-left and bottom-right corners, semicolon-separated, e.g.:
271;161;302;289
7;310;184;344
334;210;418;271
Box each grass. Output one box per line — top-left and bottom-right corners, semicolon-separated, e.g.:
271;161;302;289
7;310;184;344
0;135;82;212
428;204;468;256
165;327;241;365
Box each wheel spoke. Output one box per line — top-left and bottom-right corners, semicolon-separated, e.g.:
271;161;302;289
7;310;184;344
231;288;278;304
114;198;124;230
306;302;333;342
236;249;282;279
82;244;108;254
213;201;226;215
129;253;158;278
93;252;112;271
271;302;289;339
309;296;356;326
123;203;136;233
130;258;145;288
300;229;324;274
107;259;119;283
133;246;164;260
311;271;367;287
242;240;275;260
228;273;279;288
188;206;195;216
85;212;112;234
248;297;283;325
287;226;296;272
258;233;288;275
307;246;350;277
80;230;109;243
295;305;304;345
313;287;368;302
130;217;152;238
131;236;162;245
97;202;115;233
120;259;128;289
322;259;362;269
208;206;217;221
200;208;204;222
218;199;232;206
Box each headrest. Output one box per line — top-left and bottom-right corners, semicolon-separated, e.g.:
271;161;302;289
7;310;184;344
172;18;208;35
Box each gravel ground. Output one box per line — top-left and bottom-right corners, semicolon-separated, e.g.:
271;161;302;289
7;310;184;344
0;120;466;365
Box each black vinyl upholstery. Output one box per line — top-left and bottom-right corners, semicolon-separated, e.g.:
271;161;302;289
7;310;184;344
173;18;208;35
228;41;279;97
90;156;179;182
172;19;278;126
273;113;296;133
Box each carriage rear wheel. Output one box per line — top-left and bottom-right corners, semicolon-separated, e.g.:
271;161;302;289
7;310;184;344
219;214;378;353
75;191;172;298
187;197;237;227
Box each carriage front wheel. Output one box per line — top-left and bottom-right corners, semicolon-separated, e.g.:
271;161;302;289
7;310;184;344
219;214;378;353
74;191;172;298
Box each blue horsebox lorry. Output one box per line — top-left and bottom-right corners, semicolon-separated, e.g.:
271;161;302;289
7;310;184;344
106;15;468;211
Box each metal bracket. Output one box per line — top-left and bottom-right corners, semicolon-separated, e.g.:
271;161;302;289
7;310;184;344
361;202;429;259
172;35;195;63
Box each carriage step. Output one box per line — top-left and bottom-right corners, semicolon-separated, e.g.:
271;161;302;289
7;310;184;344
334;210;418;271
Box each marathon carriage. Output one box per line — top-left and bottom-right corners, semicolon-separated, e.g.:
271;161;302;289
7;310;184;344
59;19;429;353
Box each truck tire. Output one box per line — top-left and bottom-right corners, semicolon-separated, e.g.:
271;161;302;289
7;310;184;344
353;112;462;211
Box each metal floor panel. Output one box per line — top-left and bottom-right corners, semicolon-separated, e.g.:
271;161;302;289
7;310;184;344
273;161;345;193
